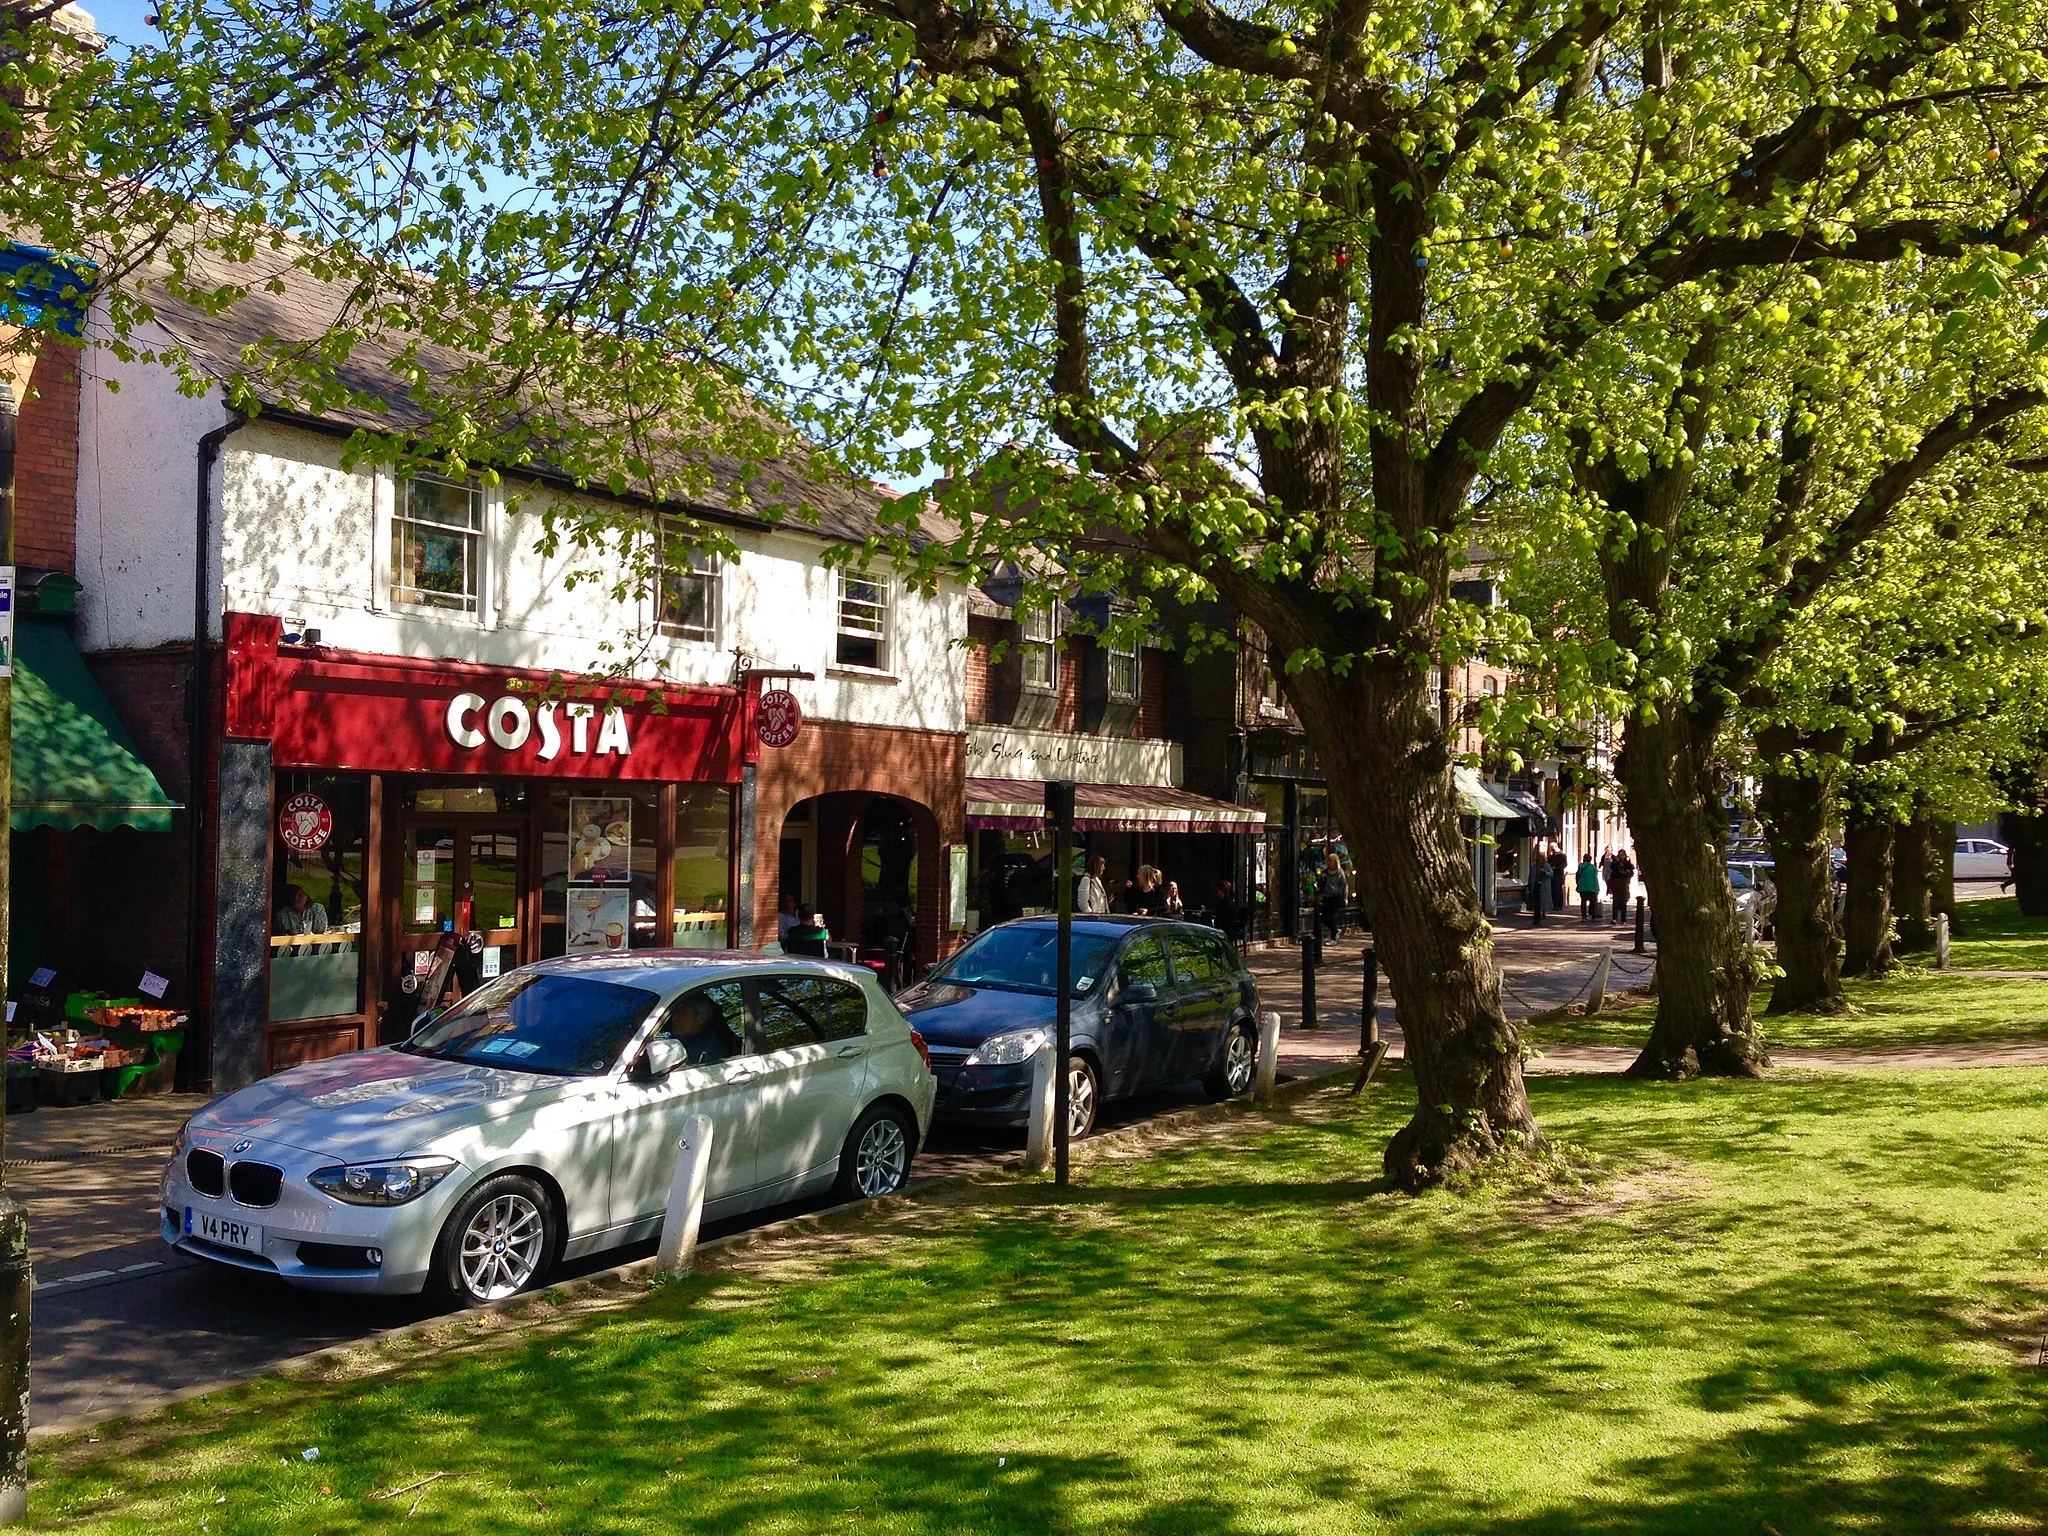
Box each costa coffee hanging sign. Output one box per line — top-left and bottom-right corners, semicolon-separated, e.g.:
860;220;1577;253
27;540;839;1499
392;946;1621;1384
756;688;802;749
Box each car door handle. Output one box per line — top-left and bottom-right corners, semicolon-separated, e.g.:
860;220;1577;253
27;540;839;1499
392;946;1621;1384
836;1043;863;1057
727;1065;762;1082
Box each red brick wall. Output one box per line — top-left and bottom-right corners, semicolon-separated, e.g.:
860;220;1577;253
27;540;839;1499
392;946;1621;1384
87;647;199;801
1052;636;1081;732
1138;647;1165;739
15;344;80;571
965;615;1001;725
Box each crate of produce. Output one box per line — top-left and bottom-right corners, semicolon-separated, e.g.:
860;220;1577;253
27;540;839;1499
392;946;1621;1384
38;1062;105;1107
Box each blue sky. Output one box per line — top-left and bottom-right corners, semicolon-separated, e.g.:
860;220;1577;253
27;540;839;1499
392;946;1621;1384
76;0;154;50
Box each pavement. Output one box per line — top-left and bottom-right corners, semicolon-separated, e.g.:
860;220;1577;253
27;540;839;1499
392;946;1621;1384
15;904;2039;1433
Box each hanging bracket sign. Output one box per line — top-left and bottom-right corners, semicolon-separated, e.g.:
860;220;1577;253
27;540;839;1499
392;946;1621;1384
757;688;802;749
277;791;334;854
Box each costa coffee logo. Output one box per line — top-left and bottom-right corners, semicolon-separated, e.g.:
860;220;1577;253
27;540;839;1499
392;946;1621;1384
757;687;802;749
445;694;633;760
277;791;332;853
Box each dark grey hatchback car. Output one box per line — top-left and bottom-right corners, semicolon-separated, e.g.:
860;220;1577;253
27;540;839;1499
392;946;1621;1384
894;916;1261;1138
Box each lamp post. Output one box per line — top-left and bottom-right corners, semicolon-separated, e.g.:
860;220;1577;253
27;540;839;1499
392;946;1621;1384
0;371;29;1525
1043;780;1075;1188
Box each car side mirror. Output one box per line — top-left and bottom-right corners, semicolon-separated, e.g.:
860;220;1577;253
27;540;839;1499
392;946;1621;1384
636;1035;687;1081
1119;979;1158;1005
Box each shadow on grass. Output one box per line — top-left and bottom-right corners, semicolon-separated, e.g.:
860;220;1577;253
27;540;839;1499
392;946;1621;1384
37;1071;2048;1536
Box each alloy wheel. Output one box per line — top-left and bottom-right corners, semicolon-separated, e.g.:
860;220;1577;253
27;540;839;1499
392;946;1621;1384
1225;1027;1256;1094
853;1115;910;1198
1066;1060;1096;1138
457;1191;545;1302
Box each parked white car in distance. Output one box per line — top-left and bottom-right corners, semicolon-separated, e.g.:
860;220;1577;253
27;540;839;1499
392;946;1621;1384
161;954;936;1306
1955;838;2011;881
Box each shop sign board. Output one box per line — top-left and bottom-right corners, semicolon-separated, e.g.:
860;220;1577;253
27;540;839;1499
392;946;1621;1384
277;791;334;854
757;688;802;748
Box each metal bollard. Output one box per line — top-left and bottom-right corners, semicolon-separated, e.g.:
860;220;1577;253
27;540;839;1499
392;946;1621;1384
1936;912;1950;970
1023;1045;1055;1172
656;1115;715;1276
1301;923;1319;1028
1531;876;1544;926
1254;1010;1282;1105
1634;896;1647;954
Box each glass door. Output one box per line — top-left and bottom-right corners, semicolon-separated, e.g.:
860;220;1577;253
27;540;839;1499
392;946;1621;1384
467;825;526;983
396;819;528;995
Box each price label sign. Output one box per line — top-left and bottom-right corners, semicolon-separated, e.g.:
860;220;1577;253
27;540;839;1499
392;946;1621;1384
139;970;170;999
27;967;55;989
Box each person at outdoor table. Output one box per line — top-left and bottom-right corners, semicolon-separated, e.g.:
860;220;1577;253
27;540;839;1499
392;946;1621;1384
1575;854;1602;923
1076;856;1110;915
777;892;802;942
1162;880;1185;918
274;884;330;935
784;913;831;956
1126;865;1165;916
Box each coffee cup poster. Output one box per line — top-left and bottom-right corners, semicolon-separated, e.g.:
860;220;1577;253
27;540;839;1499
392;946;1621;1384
565;888;633;953
568;797;633;886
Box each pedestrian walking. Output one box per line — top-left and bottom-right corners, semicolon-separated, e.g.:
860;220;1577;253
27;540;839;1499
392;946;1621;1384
1076;855;1110;915
1575;853;1601;923
1212;879;1246;950
1607;849;1634;925
1547;845;1568;911
1317;852;1348;941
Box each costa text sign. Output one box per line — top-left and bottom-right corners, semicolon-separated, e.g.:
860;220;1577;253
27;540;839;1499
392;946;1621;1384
446;694;632;760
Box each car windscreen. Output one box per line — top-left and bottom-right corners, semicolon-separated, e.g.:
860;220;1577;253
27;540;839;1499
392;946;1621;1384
404;972;662;1076
931;927;1122;998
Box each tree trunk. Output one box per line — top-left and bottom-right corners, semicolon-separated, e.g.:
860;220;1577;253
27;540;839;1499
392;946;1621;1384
1892;816;1934;953
1613;703;1766;1078
1841;806;1896;976
2002;809;2048;916
1757;737;1843;1015
1288;662;1542;1189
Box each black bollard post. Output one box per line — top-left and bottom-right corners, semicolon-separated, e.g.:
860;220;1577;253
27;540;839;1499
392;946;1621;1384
1633;895;1647;954
1352;945;1390;1094
1301;910;1319;1029
1530;872;1545;927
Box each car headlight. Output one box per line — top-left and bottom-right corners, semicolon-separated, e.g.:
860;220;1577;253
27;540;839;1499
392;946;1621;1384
309;1156;459;1206
963;1027;1050;1067
169;1125;191;1163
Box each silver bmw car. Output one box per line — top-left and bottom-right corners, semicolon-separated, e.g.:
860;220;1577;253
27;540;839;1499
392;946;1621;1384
161;953;937;1306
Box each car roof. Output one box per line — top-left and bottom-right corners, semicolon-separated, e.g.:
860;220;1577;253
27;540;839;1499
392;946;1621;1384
982;915;1207;939
520;949;877;993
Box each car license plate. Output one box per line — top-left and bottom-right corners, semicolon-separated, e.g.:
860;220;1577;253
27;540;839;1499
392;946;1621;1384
185;1207;263;1253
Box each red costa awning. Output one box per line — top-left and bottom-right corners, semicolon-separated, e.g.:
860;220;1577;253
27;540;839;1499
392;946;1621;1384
966;777;1266;834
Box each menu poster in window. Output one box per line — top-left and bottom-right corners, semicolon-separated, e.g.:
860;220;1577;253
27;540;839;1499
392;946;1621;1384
568;796;633;886
565;888;632;953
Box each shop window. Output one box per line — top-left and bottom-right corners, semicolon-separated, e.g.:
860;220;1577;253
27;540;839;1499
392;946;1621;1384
393;473;485;614
269;774;369;1023
657;521;720;643
674;785;734;948
1020;605;1058;693
1106;637;1141;703
539;788;661;958
835;572;889;669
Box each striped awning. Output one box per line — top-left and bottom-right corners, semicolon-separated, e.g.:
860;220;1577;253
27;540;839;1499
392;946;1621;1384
966;778;1266;834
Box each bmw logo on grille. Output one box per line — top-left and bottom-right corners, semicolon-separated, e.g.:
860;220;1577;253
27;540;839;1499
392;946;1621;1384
230;1139;255;1155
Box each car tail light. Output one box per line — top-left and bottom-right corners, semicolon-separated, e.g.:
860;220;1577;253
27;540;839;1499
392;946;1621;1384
908;1027;931;1070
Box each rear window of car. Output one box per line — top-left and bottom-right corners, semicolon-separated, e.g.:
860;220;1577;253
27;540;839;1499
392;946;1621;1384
756;975;867;1049
1119;934;1172;990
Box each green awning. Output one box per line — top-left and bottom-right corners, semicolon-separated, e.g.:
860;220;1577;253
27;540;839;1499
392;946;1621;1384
1455;766;1522;824
12;617;178;832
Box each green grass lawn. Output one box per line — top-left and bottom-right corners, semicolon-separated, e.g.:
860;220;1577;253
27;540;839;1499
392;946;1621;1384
1944;897;2048;971
1528;971;2048;1051
34;1068;2048;1534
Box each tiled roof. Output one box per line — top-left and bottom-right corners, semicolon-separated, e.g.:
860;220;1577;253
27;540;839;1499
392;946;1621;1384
131;235;948;553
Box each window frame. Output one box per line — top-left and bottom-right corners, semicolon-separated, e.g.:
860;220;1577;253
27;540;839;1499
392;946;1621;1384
834;570;891;670
750;973;870;1050
390;471;487;617
1105;635;1141;703
1019;604;1059;694
654;521;722;645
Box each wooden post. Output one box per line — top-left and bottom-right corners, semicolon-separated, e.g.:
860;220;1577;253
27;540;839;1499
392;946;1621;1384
655;1115;715;1275
1935;912;1950;971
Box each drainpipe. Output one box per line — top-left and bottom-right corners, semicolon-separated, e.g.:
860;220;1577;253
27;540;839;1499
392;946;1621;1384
186;413;245;1087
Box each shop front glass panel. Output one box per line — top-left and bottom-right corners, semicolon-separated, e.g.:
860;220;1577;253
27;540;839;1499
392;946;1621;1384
469;829;523;933
403;826;458;933
673;785;733;948
269;773;369;1022
540;787;661;958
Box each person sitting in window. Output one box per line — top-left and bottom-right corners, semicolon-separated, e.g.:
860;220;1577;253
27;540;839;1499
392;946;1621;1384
784;913;831;958
275;884;331;935
663;992;743;1065
777;892;802;942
